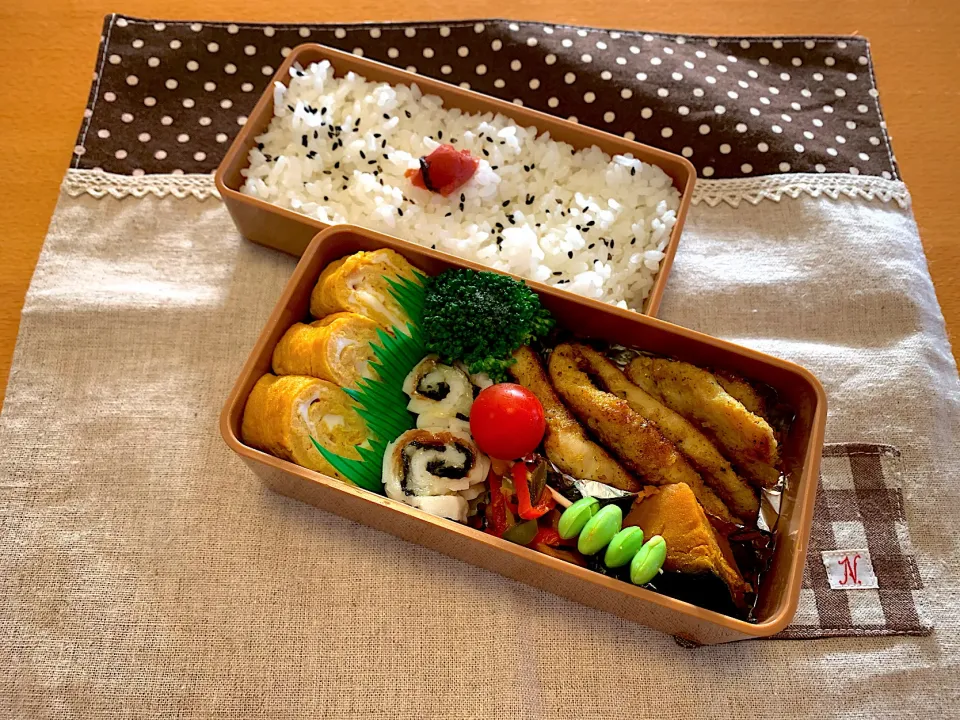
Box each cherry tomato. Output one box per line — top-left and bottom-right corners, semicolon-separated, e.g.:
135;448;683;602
470;383;546;460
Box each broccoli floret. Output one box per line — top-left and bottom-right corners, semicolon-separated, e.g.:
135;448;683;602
423;269;555;382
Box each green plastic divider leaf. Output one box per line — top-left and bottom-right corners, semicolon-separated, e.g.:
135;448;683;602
309;271;428;494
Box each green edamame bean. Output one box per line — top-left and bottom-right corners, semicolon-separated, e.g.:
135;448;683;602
558;497;600;539
630;535;667;585
604;526;645;568
577;504;622;555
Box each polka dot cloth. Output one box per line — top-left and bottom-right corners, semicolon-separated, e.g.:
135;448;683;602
73;16;897;180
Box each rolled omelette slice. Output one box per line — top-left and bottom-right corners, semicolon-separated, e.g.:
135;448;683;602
309;249;419;329
272;312;380;387
240;373;367;481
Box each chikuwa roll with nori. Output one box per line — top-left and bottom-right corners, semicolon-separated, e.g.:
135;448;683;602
272;312;380;387
402;355;474;420
382;428;490;522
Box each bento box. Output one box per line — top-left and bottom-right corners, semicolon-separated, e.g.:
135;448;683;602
214;43;696;316
219;224;827;645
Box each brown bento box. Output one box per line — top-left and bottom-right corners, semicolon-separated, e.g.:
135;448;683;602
219;224;827;645
214;43;696;316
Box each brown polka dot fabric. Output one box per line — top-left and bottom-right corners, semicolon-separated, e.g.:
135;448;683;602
73;16;898;180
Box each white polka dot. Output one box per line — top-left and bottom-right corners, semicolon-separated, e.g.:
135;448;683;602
663;47;674;55
702;166;714;177
740;39;751;49
237;116;247;126
121;112;134;123
104;91;116;102
630;46;641;54
221;99;234;110
493;79;505;89
115;149;127;159
772;125;782;134
529;78;540;90
141;96;156;108
581;53;592;63
422;48;434;58
801;89;813;98
781;113;792;122
216;133;228;143
741;163;753;174
739;80;749;89
352;48;363;57
858;55;868;65
198;116;211;127
698;124;711;135
227;24;239;34
882;171;892;180
600;71;612;81
116;18;128;27
835;88;847;98
825;56;836;66
804;40;816;50
772;39;783;49
186;60;199;71
640;108;653;119
735;123;747;133
108;54;121;65
97;129;110;139
644;34;655;42
166;38;180;49
812;118;824;128
750;107;760;116
188;22;201;31
823;104;834;113
827;147;838;156
869;136;881;146
605;112;616;123
846;73;858;82
547;97;559;108
527;37;538;47
759;57;770;66
760;97;770;105
83;108;92;118
456;46;470;58
194;151;206;161
719;143;731;154
780;72;790;82
621;88;633;99
672;72;683;81
177;133;189;143
406;66;417;74
813;72;824;81
244;45;257;56
794;143;805;152
73;144;85;156
182;98;194;108
171;169;184;176
333;28;345;39
812;163;825;173
299;27;311;38
207;42;219;53
262;65;275;75
241;83;254;92
624;131;636;141
849;167;860;175
705;76;716;84
696;50;706;59
154;149;167;160
567;116;578;124
693;88;705;98
151;24;163;32
769;87;780;95
675;36;685;44
161;116;173;126
748;69;759;79
714;105;725;115
475;23;485;32
562;39;573;48
678;105;689;116
224;64;236;75
387;48;399;59
544;53;556;65
439;26;451;38
858;104;869;113
681;146;693;157
707;38;718;47
858;152;870;162
460;82;471;90
510;59;522;71
757;142;769;152
405;27;417;38
657;88;669;98
138;132;150;142
584;91;596;103
661;127;672;137
636;72;647;81
717;64;727;73
596;40;607;50
475;64;487;75
564;72;576;84
650;57;662;65
685;61;695;70
779;162;791;172
577;29;588;37
441;65;452;75
791;102;801;111
803;131;814;140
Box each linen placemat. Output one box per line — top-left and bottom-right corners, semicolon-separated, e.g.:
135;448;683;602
2;14;957;718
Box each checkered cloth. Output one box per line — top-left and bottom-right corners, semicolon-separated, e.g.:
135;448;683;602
774;443;931;639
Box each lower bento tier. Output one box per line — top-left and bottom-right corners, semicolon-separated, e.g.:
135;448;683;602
238;248;793;622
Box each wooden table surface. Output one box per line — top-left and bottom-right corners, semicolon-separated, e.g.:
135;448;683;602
1;1;958;410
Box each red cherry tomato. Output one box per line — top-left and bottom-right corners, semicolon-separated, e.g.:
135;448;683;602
470;383;546;460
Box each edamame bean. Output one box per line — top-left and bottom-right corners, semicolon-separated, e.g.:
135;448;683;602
604;526;645;568
577;505;622;555
558;497;600;539
630;535;667;585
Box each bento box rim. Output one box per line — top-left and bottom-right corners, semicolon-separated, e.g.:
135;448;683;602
212;42;697;318
220;224;827;639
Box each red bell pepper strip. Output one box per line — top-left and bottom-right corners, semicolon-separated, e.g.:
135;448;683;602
513;462;556;520
485;469;508;537
532;527;565;547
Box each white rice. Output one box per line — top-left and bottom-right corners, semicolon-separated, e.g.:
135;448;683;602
241;60;681;310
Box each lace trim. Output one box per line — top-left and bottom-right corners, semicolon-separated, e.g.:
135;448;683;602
62;168;910;208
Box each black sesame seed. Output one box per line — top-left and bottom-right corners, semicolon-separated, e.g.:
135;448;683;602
405;110;412;118
631;167;636;176
256;142;264;150
460;193;465;202
588;243;596;249
459;203;465;211
373;133;381;138
360;150;366;159
567;251;574;259
576;225;582;231
502;200;510;207
398;208;404;217
482;149;489;156
523;165;530;172
382;113;389;120
631;238;637;245
610;239;615;248
553;271;562;276
313;130;319;139
335;161;340;169
587;220;595;227
301;135;308;147
287;104;294;112
445;212;453;217
323;195;329;201
437;130;443;140
321;107;327;115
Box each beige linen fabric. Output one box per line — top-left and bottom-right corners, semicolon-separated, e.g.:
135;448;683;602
2;183;958;717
